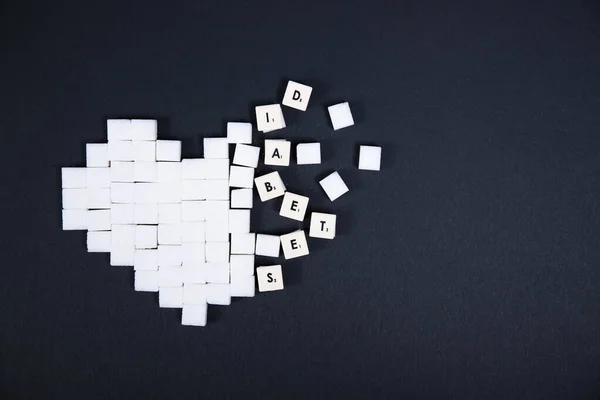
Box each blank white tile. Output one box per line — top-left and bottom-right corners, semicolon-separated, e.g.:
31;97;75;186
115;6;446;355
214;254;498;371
158;203;181;224
134;183;158;204
204;159;230;180
227;122;252;144
256;265;284;292
182;180;206;200
205;262;230;284
181;201;205;222
181;222;206;243
206;283;231;305
319;171;349;201
183;264;206;284
309;212;337;239
132;140;156;161
229;166;254;189
254;171;286;202
135;270;159;292
159;286;183;308
358;145;382;171
205;242;229;263
229;209;250;233
111;224;136;248
157;162;182;182
110;244;135;266
62;188;87;209
107;141;133;161
203;137;229;159
157;245;183;267
61;167;86;188
233;144;260;168
279;192;309;221
62;209;87;230
107;119;132;141
87;209;111;231
134;249;158;271
255;234;280;257
134;204;158;224
86;144;109;167
87;231;111;252
264;139;291;166
296;143;321;165
204;201;229;221
87;189;111;209
130;119;157;141
230;275;255;297
181;303;207;326
280;230;309;260
230;189;253;209
156;140;181;162
205;221;229;242
86;167;110;188
158;224;181;245
205;180;229;200
230;254;254;277
158;266;183;287
133;161;158;182
281;80;312;111
327;102;354;130
181;159;206;180
255;104;284;132
111;203;134;224
135;225;158;249
110;182;135;204
182;242;205;265
156;182;182;203
110;161;135;182
183;283;207;304
231;233;255;254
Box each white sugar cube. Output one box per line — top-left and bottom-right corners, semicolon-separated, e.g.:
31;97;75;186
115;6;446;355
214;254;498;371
110;182;135;203
61;167;86;188
205;221;229;242
86;167;110;188
111;203;134;224
280;230;309;259
158;266;183;287
181;222;206;243
230;275;255;297
130;119;157;141
204;180;229;200
87;231;111;252
204;201;229;221
134;204;158;224
227;122;252;144
156;140;181;162
182;242;205;265
279;192;309;221
157;162;182;182
158;223;181;245
233;144;260;168
205;242;229;263
156;182;182;203
132;140;156;162
181;201;205;222
62;209;87;230
182;159;206;180
255;234;280;257
133;161;158;182
231;233;255;254
256;265;284;292
110;244;135;266
87;209;111;231
358;145;382;171
86;144;109;167
264;139;291;166
182;180;206;200
107;141;133;161
110;161;134;182
282;80;312;111
157;245;182;267
158;203;181;224
181;303;208;326
62;188;87;209
107;119;132;141
205;262;230;284
159;286;183;308
254;171;286;202
183;264;206;284
183;283;207;304
111;224;136;247
134;183;158;204
206;283;231;305
204;159;230;180
229;209;250;233
134;249;158;271
229;166;254;189
309;212;337;239
327;102;354;130
135;225;158;249
87;188;111;209
135;270;159;292
203;138;229;159
255;104;284;132
230;189;253;209
319;171;349;201
230;255;254;277
296;143;321;165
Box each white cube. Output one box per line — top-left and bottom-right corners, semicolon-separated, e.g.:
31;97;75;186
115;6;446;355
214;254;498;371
62;209;87;230
182;180;206;201
111;203;134;224
158;266;183;287
254;171;286;202
264;139;291;166
205;262;230;284
205;242;229;263
233;144;260;168
157;162;182;182
134;249;159;271
309;212;337;239
256;265;284;292
135;270;159;292
183;283;207;304
230;189;253;209
61;167;86;188
111;224;136;247
107;119;132;141
134;183;158;204
135;225;158;249
156;140;181;161
86;167;110;188
183;265;206;284
134;204;158;224
87;209;111;231
280;230;309;260
231;233;255;254
110;244;135;266
158;203;181;224
132;140;156;162
255;104;284;132
157;245;182;267
133;161;158;182
181;201;205;222
181;303;208;326
87;231;111;252
279;192;309;221
203;137;229;159
358;145;382;171
319;171;349;201
110;161;135;182
282;80;312;111
230;275;255;297
86;144;109;167
206;283;231;305
227;122;252;144
62;188;87;209
229;209;250;233
159;286;183;308
205;221;229;242
182;242;205;265
158;224;181;245
130;119;157;141
87;189;111;209
156;182;182;203
255;234;280;257
181;159;206;180
204;159;230;180
229;166;254;189
204;180;229;200
204;201;229;221
181;222;206;243
327;102;354;130
110;182;135;203
107;141;133;161
296;143;321;165
230;254;255;277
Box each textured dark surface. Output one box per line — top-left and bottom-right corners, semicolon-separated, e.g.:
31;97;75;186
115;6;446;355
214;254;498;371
2;0;600;398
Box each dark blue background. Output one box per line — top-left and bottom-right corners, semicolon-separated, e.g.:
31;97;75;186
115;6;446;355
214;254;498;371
2;0;600;398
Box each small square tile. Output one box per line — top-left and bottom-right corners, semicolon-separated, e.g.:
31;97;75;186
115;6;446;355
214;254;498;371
156;140;181;161
296;143;321;165
159;286;183;308
181;303;207;326
205;242;230;263
281;80;312;111
254;171;286;202
203;137;229;159
229;166;254;189
279;192;309;221
227;122;252;144
230;188;253;209
280;230;309;260
255;234;280;257
358;145;382;171
255;104;284;132
319;171;349;201
327;102;354;130
264;139;291;166
181;159;206;180
231;233;255;254
309;212;337;239
233;144;260;168
256;265;284;292
135;225;158;249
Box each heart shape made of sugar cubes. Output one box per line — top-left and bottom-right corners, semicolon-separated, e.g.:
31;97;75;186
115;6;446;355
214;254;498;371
60;80;382;327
